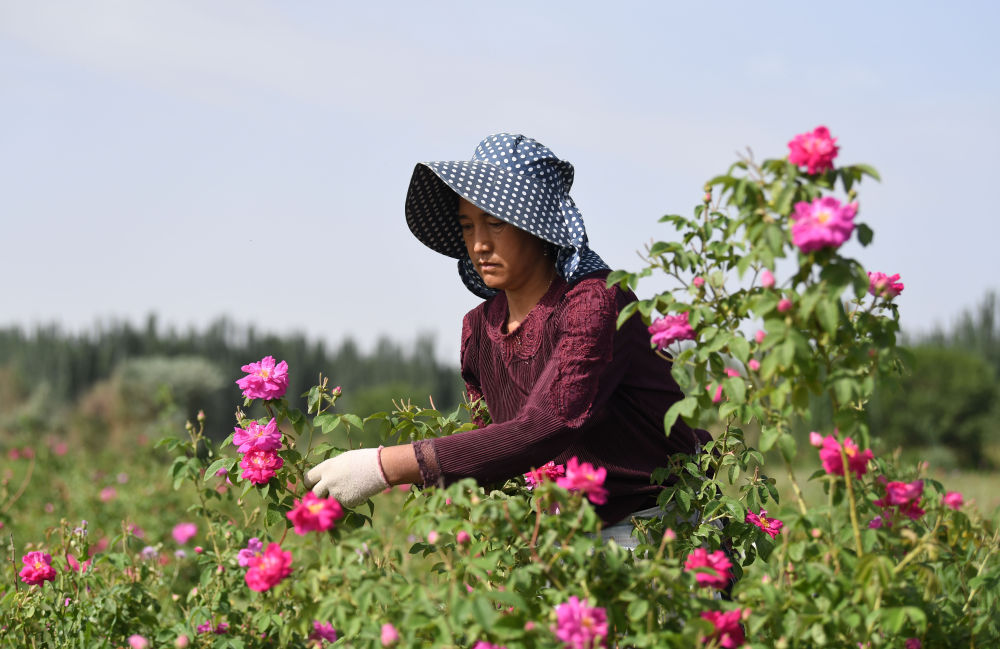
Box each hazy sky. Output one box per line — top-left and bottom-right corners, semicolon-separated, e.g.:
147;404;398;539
2;2;998;362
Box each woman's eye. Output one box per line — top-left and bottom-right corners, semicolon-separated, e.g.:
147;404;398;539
488;220;505;229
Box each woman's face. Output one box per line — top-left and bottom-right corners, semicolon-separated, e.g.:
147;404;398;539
457;197;552;293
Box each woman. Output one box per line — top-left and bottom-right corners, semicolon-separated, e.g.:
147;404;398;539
305;133;708;532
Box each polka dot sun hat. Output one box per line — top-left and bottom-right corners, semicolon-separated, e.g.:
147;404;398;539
405;133;609;299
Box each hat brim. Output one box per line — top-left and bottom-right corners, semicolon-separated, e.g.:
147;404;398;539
405;160;572;259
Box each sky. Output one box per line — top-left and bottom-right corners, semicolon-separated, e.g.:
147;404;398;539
2;1;998;363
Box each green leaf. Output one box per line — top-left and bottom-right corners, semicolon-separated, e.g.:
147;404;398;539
205;457;234;479
853;163;881;182
777;434;797;463
314;413;341;434
729;336;750;363
759;427;781;453
664;396;698;433
343;414;364;431
816;296;841;336
856;223;874;246
616;301;639;330
627;598;650;621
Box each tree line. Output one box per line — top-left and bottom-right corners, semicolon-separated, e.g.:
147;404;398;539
0;315;463;443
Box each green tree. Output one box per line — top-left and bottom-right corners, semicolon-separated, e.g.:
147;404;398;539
869;345;999;468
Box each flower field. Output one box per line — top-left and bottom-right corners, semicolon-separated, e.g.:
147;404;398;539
3;127;999;648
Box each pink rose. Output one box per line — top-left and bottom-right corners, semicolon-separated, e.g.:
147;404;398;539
755;329;766;344
867;271;904;299
748;359;760;371
684;548;733;589
524;460;565;488
99;486;117;502
817;434;873;478
556;457;609;505
309;621;338;645
760;269;775;288
239;450;284;485
381;623;399;646
128;635;149;649
648;312;696;350
232;418;283;453
875;480;925;520
700;609;746;648
745;510;783;539
693;276;705;288
791;196;857;253
707;383;724;403
777;297;793;313
905;638;922;649
554;596;608;649
244;543;292;592
286;493;344;535
172;522;198;545
456;530;471;545
236;356;289;401
19;551;57;586
943;491;964;510
237;537;264;567
787;126;839;174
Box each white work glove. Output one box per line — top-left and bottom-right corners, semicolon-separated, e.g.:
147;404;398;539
303;448;389;508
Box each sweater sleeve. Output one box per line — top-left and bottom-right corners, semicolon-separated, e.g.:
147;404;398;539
414;280;631;487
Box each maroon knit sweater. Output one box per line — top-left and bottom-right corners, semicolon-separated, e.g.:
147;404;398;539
413;270;709;525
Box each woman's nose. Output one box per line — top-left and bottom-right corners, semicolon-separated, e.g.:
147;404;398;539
472;228;491;253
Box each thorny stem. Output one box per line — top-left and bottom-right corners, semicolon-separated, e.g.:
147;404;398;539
836;435;865;557
961;527;998;613
892;517;940;576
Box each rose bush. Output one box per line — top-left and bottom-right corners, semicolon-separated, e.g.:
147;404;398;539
3;128;998;648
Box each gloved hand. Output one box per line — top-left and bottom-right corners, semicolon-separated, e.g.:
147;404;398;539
304;448;389;508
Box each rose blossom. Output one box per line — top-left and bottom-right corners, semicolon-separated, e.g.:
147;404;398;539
814;433;873;478
867;271;904;299
700;609;746;648
19;551;57;585
232;418;283;453
693;276;705;288
287;493;344;535
791;196;857;253
128;635;149;649
456;530;471;544
754;330;766;344
524;461;565;488
172;522;197;545
472;643;507;649
745;510;784;539
943;491;964;510
239;449;284;485
875;480;925;520
648;312;696;350
905;638;922;649
99;486;117;502
748;359;760;371
760;269;775;288
787;126;839;174
236;355;289;400
309;621;338;644
554;596;608;649
556;457;609;505
244;543;292;592
684;548;733;589
777;297;793;313
381;623;399;646
237;537;264;567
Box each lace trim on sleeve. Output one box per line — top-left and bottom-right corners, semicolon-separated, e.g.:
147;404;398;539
412;439;444;488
